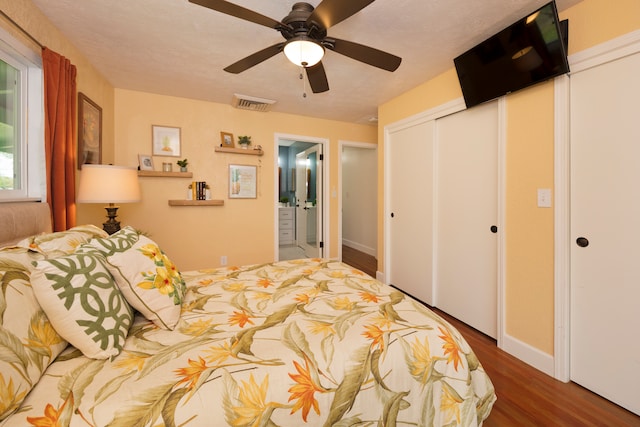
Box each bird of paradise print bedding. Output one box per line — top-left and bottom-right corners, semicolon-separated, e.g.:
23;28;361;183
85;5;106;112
3;259;495;426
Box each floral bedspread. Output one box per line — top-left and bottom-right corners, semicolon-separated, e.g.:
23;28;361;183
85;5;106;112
4;259;495;426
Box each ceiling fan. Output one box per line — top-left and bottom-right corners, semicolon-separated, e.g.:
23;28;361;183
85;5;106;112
188;0;402;93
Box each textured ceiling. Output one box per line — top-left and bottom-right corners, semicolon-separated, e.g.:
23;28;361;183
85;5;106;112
30;0;579;124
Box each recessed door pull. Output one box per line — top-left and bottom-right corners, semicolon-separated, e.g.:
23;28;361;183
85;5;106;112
576;237;589;247
490;225;498;233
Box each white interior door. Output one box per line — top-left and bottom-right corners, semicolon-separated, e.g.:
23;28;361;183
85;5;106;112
296;146;322;258
570;52;640;415
387;120;435;304
434;101;498;338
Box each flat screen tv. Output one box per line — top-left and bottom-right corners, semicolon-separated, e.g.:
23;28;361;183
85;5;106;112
454;1;569;108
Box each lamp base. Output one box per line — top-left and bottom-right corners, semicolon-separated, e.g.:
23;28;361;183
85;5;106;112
103;206;121;235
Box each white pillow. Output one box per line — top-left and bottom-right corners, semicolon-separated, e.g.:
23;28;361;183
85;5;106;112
86;227;186;330
31;252;133;359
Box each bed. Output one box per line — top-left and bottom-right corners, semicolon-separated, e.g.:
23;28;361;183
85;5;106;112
0;202;495;426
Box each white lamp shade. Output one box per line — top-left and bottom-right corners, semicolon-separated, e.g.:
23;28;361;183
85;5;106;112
284;38;324;67
77;165;141;204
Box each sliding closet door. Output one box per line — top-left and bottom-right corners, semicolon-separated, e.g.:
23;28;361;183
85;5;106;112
387;120;434;305
570;52;640;415
435;101;498;338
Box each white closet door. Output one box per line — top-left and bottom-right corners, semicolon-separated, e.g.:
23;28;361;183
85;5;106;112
570;52;640;415
435;101;498;338
388;120;434;304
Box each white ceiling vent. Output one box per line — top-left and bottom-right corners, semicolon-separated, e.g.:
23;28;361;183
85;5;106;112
231;93;277;112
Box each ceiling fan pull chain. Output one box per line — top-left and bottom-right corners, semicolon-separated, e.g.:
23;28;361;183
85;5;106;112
300;67;307;98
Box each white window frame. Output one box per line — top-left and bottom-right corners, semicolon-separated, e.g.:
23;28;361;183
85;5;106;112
0;25;45;201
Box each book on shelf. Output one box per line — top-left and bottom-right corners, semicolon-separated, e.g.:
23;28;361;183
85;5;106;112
190;181;208;200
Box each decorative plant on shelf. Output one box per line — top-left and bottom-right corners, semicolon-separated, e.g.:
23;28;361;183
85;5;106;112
237;135;251;149
279;196;289;207
176;158;188;171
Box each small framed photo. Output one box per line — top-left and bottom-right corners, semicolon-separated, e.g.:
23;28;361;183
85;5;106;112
152;125;181;157
77;92;102;169
138;154;154;171
229;164;257;199
220;131;234;148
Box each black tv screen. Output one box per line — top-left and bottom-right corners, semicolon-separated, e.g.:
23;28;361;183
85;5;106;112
454;1;569;108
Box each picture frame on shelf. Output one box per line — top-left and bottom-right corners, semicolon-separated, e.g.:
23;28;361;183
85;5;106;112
152;125;181;157
229;164;257;199
138;154;154;171
77;92;102;169
220;131;234;148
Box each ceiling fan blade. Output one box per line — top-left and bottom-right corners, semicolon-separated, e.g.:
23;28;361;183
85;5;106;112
189;0;287;30
224;43;285;74
307;0;375;29
306;63;329;93
327;37;401;72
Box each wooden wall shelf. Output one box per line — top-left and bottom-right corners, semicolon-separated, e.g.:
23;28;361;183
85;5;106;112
138;171;193;178
168;199;224;206
215;146;264;156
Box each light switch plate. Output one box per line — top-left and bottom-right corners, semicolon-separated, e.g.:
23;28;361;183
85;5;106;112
537;188;552;208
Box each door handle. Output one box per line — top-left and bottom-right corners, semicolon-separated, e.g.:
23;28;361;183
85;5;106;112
576;237;589;247
490;225;498;233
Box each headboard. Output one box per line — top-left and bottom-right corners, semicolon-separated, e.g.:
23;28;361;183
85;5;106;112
0;202;52;248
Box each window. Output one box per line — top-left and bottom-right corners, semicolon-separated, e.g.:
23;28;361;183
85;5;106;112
0;26;44;201
0;56;22;191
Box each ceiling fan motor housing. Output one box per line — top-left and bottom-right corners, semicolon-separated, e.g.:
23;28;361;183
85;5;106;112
280;2;326;41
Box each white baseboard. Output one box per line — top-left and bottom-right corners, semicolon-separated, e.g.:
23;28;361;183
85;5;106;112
501;333;555;378
343;239;376;257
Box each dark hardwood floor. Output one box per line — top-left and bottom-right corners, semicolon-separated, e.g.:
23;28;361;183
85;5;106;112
341;245;377;278
342;246;639;426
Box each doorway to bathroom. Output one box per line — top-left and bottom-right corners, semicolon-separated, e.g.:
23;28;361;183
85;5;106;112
276;134;327;261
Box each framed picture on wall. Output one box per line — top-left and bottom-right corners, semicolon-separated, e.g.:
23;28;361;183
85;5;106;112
229;164;257;199
77;92;102;169
152;125;181;157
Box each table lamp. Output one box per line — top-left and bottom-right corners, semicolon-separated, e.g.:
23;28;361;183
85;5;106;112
77;164;141;234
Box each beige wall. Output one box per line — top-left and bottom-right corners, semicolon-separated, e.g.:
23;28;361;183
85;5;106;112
112;89;376;271
378;0;640;355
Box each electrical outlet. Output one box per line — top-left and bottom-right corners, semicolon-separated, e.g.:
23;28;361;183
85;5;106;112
220;255;227;266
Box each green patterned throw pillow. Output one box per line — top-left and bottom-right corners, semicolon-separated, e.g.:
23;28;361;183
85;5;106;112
30;252;133;359
87;227;186;330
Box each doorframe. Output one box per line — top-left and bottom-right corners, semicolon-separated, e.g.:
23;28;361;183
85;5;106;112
554;29;640;382
337;140;377;263
274;133;330;261
383;96;506;348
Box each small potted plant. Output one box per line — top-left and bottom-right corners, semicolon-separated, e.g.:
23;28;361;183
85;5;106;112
279;196;289;207
237;135;251;149
176;158;188;172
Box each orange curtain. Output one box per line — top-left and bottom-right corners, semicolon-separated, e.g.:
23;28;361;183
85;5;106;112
42;47;77;231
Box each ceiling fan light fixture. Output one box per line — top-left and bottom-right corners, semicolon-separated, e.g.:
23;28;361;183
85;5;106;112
284;37;324;67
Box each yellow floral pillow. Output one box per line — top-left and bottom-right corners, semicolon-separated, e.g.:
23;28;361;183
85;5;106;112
17;224;108;257
0;247;67;421
86;227;186;330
